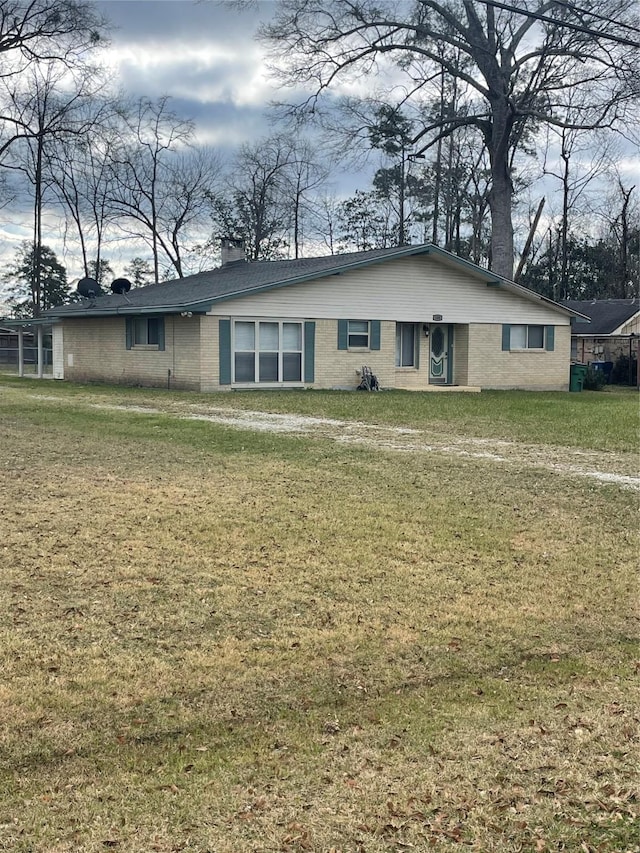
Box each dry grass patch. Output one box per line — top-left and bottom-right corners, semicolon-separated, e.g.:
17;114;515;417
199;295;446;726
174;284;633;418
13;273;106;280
0;389;638;852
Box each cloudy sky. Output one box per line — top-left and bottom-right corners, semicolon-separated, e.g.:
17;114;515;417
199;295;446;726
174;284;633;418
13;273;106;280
0;0;368;287
95;0;279;155
1;0;637;294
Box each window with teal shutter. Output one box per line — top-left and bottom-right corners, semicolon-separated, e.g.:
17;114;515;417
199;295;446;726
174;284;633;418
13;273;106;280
126;316;164;349
504;324;554;351
338;319;378;350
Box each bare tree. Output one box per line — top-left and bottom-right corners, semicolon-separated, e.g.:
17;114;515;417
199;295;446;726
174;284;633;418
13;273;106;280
260;0;640;278
108;97;220;280
604;178;637;298
1;62;105;312
0;0;106;163
45;103;121;278
282;138;330;258
211;136;294;260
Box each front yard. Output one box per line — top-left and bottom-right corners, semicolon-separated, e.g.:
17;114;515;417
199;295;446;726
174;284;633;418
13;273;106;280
0;381;638;852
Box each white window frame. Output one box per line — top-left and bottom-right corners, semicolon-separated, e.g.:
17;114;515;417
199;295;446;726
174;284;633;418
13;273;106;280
347;320;370;349
510;324;546;350
232;319;304;385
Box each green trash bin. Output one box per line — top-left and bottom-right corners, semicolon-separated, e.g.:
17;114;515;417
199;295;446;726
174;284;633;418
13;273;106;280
569;363;587;392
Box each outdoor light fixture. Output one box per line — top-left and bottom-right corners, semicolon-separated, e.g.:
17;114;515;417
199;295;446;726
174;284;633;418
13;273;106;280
422;324;430;338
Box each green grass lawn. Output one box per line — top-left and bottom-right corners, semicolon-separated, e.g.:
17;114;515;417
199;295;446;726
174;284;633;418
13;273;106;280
0;381;638;852
2;374;638;451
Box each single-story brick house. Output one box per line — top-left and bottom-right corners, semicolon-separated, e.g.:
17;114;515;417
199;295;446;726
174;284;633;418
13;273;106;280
36;243;584;391
562;298;640;367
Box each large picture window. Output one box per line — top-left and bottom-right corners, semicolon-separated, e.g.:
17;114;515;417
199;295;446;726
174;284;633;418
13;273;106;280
395;323;417;367
233;320;303;383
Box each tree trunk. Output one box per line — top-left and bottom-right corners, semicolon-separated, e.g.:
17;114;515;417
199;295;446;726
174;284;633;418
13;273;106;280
560;135;570;300
32;133;44;317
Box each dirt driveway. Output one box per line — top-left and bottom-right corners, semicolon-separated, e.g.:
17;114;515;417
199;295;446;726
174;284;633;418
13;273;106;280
28;390;640;491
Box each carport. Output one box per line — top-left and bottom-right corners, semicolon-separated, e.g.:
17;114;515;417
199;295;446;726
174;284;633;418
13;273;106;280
0;319;55;378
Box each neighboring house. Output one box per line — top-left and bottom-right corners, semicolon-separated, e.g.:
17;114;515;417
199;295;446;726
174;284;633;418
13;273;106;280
562;298;640;367
35;243;582;391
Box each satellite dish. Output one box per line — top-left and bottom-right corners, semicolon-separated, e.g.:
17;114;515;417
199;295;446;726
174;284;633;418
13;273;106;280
77;277;100;298
111;277;132;294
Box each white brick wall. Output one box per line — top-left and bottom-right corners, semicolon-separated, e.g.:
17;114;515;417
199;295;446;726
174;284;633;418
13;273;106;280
467;324;570;390
62;316;202;390
60;315;571;392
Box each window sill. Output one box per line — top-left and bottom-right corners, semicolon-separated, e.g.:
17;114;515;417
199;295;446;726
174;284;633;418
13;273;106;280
508;348;546;353
232;382;306;388
395;366;418;371
130;344;160;351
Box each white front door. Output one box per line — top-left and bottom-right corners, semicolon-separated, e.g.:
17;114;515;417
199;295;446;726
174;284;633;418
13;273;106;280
429;324;449;384
52;324;64;380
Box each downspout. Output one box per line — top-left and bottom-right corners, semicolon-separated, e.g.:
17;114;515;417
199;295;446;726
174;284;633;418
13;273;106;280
37;325;44;379
18;328;24;377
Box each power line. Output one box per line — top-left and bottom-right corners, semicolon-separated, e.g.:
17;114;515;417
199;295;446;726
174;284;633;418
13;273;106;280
551;0;640;36
476;0;640;48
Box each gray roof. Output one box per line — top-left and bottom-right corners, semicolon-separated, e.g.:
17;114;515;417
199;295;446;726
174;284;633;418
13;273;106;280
41;243;580;320
562;298;640;335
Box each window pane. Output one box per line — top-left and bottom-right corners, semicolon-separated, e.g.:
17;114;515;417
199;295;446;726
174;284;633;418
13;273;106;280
349;334;369;347
235;321;255;350
147;319;160;345
259;352;278;382
510;325;526;349
235;352;255;382
133;318;146;345
283;322;302;351
401;324;415;366
431;326;445;357
528;325;544;348
259;322;279;351
283;352;302;381
348;320;369;348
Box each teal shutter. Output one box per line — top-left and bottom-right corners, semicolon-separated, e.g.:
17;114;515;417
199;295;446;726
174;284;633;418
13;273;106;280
545;325;555;351
157;317;165;351
502;324;511;351
337;319;348;350
370;320;381;351
415;324;420;369
219;319;231;385
125;317;133;350
304;321;315;383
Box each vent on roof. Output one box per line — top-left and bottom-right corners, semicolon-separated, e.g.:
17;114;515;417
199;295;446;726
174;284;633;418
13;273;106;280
220;237;246;266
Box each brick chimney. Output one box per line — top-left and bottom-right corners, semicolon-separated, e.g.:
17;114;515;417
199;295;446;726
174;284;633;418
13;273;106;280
220;237;246;266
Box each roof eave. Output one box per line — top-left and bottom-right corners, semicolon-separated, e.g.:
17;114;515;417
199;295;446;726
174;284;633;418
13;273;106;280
44;301;213;319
